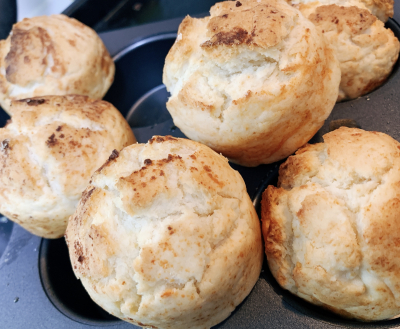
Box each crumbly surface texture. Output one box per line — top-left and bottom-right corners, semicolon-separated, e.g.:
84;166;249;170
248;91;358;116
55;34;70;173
361;0;394;21
288;0;394;22
0;95;135;238
261;127;400;320
0;14;115;115
163;0;340;167
293;1;399;101
66;136;263;329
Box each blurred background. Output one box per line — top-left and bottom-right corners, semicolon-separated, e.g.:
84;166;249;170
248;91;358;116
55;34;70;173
1;0;398;46
0;0;219;38
17;0;73;20
2;0;397;37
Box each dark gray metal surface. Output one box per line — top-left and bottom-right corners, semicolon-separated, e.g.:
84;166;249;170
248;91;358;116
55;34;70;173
395;1;400;22
1;13;400;329
0;0;16;39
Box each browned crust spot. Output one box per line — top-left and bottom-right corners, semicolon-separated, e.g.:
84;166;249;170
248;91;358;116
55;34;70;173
309;5;376;35
81;187;96;205
148;135;178;144
46;133;57;147
360;77;387;96
108;149;119;160
160;290;174;298
201;27;251;47
74;240;85;266
202;3;290;49
5;26;58;85
96;149;120;172
122;154;183;185
116;153;186;213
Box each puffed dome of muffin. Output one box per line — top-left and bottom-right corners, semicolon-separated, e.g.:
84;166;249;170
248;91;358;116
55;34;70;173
0;15;115;115
65;136;263;329
261;127;400;320
291;2;399;101
0;95;135;238
287;0;394;22
163;0;340;167
360;0;394;21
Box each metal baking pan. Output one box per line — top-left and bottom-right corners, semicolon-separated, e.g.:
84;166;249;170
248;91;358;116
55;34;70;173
1;11;400;329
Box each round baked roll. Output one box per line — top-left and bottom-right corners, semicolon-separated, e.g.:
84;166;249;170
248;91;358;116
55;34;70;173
163;0;340;167
0;15;115;115
0;95;135;238
66;136;263;329
261;127;400;320
292;2;400;101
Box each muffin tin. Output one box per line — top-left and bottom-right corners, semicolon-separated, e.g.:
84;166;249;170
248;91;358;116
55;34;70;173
1;12;400;329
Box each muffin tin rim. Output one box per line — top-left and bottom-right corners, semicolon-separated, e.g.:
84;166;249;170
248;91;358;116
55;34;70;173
112;32;177;62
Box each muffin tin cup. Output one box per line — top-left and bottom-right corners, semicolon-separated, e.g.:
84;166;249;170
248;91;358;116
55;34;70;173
39;238;121;326
2;15;400;329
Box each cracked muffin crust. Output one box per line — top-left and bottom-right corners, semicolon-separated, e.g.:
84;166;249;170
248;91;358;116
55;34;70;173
65;136;263;329
0;95;135;238
290;1;400;101
261;127;400;320
0;14;115;115
163;0;340;167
